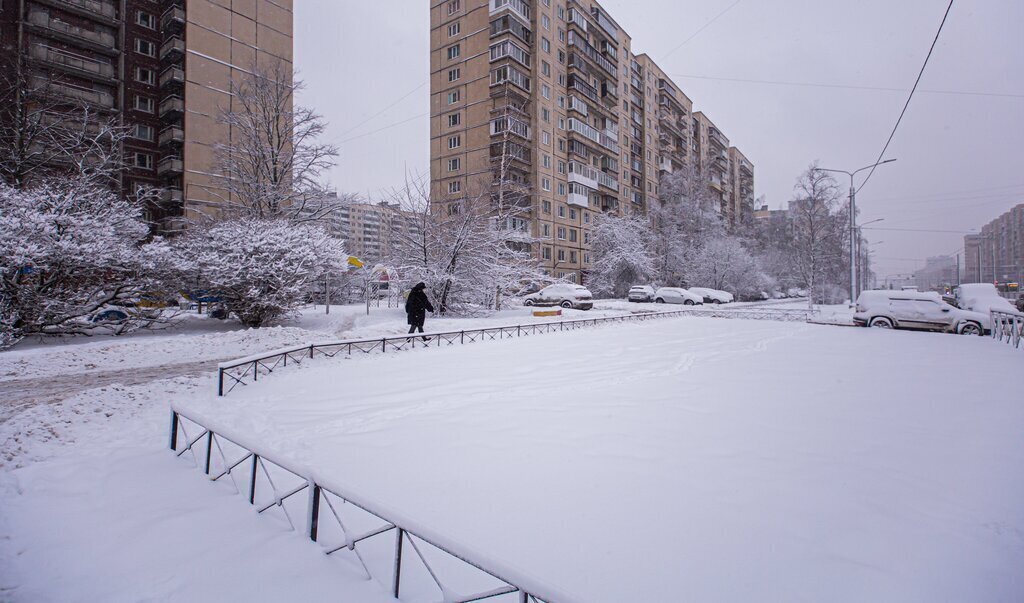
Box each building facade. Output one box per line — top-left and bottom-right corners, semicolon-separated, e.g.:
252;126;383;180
963;203;1024;286
429;0;754;283
0;0;293;231
315;193;423;264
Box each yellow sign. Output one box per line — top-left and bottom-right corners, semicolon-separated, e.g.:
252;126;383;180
347;256;364;268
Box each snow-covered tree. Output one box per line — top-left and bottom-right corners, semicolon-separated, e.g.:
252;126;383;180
175;218;344;327
652;161;726;285
211;60;338;222
386;175;544;315
687;237;771;296
789;163;846;306
0;178;181;348
588;212;655;297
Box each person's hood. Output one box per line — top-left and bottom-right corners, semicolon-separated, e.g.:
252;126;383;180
413;282;426;291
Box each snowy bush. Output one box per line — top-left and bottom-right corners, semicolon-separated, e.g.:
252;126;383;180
588;213;655;297
687;237;771;296
176;218;344;327
0;178;180;348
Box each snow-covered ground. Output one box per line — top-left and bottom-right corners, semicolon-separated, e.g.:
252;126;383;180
4;305;1021;601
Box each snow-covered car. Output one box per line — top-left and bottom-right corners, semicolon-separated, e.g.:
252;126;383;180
954;283;1018;316
653;287;703;305
688;287;734;304
523;284;594;310
853;290;988;335
627;285;656;303
1017;296;1024;312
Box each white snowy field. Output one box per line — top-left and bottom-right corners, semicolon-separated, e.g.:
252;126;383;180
170;317;1023;602
2;309;1021;602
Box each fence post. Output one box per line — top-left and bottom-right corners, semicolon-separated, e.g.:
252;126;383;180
169;410;179;450
461;330;465;344
392;528;405;598
204;431;213;475
382;338;386;352
217;368;224;397
249;454;259;504
519;592;529;603
310;344;315;358
252;361;257;382
307;482;321;542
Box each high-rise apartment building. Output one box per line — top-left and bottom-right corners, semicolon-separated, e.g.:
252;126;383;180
964;204;1024;285
0;0;293;231
314;193;423;264
430;0;754;283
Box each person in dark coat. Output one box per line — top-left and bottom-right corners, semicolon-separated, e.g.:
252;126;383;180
405;282;434;338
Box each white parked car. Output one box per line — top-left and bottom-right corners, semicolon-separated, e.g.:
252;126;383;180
688;287;734;304
853;290;988;335
523;284;594;310
653;287;703;305
627;285;656;303
953;283;1018;316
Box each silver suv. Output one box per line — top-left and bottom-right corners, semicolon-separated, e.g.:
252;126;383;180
853;290;988;335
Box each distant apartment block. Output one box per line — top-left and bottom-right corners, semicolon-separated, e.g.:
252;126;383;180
0;0;293;231
315;193;423;264
429;0;754;283
964;204;1024;285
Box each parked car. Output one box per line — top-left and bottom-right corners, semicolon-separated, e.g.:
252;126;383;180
1017;297;1024;312
853;290;988;335
688;287;734;304
953;283;1018;316
627;285;656;303
523;284;594;310
653;287;703;305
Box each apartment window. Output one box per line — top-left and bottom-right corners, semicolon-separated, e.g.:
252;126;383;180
133;123;155;141
447;90;460;104
558;183;566;196
542;61;551;77
542;38;550;53
447;44;460;60
448;135;461;149
542;177;551;192
136;11;156;29
448;68;460;82
558;205;566;218
569;208;577;220
543;154;551;168
542;107;550;122
569;229;578;242
558;6;565;19
542;14;550;30
542;223;551;237
584;252;591;264
448;181;461;194
557;249;566;261
542;246;552;260
135;38;156;57
557;227;566;240
584;212;590;224
584;231;591;243
542;200;552;214
134;67;155;85
570;250;578;263
557;161;566;175
447;113;461;127
541;84;551;100
447;0;460;15
133;152;153;169
542;131;551;146
133;95;154;113
448;22;461;37
448;158;460;172
558;28;565;42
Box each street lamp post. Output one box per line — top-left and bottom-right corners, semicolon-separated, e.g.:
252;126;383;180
821;159;897;302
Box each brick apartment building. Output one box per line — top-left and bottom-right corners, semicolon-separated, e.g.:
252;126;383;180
429;0;754;282
964;203;1024;285
0;0;293;231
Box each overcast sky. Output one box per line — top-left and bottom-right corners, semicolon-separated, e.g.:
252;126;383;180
295;0;1024;279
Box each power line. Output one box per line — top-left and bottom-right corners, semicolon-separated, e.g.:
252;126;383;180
662;0;743;59
338;112;428;144
338;81;427;138
667;73;1024;100
857;0;955;195
862;226;973;234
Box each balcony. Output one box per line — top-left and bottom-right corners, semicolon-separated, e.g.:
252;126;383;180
568;118;601;145
659;159;673;173
159;66;184;89
26;11;117;52
30;44;116;81
601;196;620;212
157;156;183;175
161;6;185;33
158;126;184;146
599;129;620;155
589;7;620;42
597;170;619;192
568;192;590;208
159;188;183;204
568;74;598;103
159;96;184;119
568;161;599;190
489;0;530;23
45;81;114;108
708;128;728;150
566;8;588;32
160;37;185;61
568;96;589;117
567;30;616;77
37;0;117;24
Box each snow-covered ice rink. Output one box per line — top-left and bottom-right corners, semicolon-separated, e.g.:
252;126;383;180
172;315;1024;602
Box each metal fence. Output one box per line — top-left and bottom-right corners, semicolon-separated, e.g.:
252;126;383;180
169;407;578;603
991;310;1024;349
217;306;816;396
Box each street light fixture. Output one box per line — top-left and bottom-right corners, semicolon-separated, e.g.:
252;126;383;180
820;159;897;301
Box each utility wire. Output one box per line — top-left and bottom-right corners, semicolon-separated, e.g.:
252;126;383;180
338;112;428;145
338;81;427;138
668;73;1023;99
662;0;743;59
857;0;955;195
862;226;973;234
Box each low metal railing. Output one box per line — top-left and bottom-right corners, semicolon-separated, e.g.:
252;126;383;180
216;306;816;396
169;407;577;603
991;310;1024;349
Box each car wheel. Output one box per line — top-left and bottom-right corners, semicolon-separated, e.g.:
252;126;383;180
959;322;982;336
684;299;694;306
523;299;535;306
869;317;894;329
655;298;665;304
713;299;721;305
560;300;573;309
